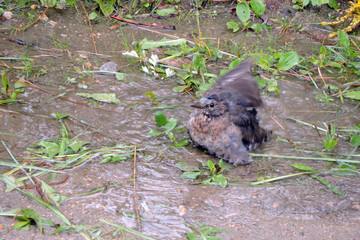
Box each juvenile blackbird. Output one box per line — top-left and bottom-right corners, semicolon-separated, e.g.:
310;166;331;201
187;61;271;166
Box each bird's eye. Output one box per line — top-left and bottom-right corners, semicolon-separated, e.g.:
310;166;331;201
209;103;214;108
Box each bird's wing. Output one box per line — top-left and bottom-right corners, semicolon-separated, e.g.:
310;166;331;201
204;61;262;107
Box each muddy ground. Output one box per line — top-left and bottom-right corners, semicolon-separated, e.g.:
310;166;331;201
0;1;359;239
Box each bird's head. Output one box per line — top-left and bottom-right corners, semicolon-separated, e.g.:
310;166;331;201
191;95;228;117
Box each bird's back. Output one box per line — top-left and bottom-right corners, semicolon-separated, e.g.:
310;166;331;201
205;61;262;108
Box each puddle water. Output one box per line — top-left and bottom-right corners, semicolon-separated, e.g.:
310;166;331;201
1;4;360;240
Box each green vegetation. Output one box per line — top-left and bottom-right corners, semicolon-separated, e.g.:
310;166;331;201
1;72;26;104
186;223;229;240
177;159;230;188
148;112;188;146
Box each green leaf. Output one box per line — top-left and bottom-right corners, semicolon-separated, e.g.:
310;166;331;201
14;78;26;89
278;51;299;71
229;58;243;70
250;0;265;16
302;0;310;6
166;131;176;141
150;104;180;111
172;85;188;93
291;163;315;171
338;30;350;49
267;79;280;94
2;175;24;192
145;92;155;101
212;174;228;187
218;159;226;169
312;175;345;196
58;137;69;155
186;233;200;239
206;160;214;170
89;12;97;20
41;181;68;207
192;53;206;73
328;0;340;9
155;6;176;17
350;134;360;147
181;171;201;179
96;0;115;16
139;37;186;50
1;71;10;97
115;73;124;80
52;113;69;120
255;76;267;89
226;21;240;32
176;162;200;172
343;90;360;100
293;5;304;10
68;140;89;152
173;139;189;147
18;209;42;233
323;138;338;151
36;141;60;159
250;23;270;33
155;112;168;127
164;118;178;132
0;99;18;104
198;79;216;92
176;161;188;171
13;220;31;231
236;3;251;22
77;93;121;104
148;129;163;137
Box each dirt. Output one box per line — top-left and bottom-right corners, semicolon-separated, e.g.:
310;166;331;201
0;2;359;240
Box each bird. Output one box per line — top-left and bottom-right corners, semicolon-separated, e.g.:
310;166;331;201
187;61;272;166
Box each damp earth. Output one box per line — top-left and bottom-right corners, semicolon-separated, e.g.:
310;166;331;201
0;2;359;239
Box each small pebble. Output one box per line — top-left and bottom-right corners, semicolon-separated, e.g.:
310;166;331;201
100;62;119;73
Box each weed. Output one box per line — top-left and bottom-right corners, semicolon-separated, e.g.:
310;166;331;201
177;159;230;187
39;0;76;8
316;90;333;105
94;0;115;16
349;125;360;148
201;160;228;187
50;32;70;51
148;112;188;146
0;208;45;233
226;0;268;33
186;222;229;239
26;113;89;159
292;0;339;11
0;73;26;104
145;92;158;103
323;122;339;151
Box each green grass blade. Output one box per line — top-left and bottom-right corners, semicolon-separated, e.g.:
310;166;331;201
251;172;312;185
0;161;63;173
249;153;360;164
99;219;156;240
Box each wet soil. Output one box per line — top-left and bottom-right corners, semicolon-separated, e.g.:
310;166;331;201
0;2;360;240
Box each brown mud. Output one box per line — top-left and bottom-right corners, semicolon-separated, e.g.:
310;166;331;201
0;1;359;239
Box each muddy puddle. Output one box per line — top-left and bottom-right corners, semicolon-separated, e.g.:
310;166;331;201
0;2;360;240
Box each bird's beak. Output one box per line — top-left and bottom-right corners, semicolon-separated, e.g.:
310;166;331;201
190;101;202;108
